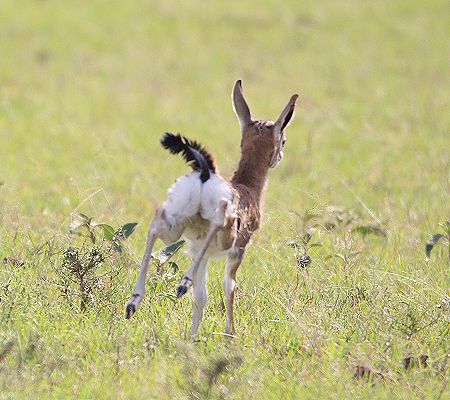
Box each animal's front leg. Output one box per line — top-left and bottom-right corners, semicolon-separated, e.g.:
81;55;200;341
223;246;245;335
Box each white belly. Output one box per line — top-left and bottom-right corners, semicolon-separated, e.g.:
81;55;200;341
183;214;232;258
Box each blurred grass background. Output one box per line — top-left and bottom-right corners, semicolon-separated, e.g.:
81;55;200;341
0;0;449;398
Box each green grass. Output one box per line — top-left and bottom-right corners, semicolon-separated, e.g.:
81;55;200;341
0;0;449;398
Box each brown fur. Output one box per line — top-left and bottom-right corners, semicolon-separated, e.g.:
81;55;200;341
217;81;298;335
230;122;278;251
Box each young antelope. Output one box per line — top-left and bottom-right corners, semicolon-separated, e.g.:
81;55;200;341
126;80;299;338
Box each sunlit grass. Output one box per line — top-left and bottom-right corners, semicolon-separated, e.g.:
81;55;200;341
0;0;449;398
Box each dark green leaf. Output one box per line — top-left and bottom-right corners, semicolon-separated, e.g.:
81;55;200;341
167;261;179;273
120;223;138;239
155;240;185;265
425;234;444;258
112;223;138;251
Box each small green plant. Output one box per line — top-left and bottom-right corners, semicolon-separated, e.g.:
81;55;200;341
57;213;186;311
58;241;113;312
288;204;386;269
288;207;324;266
51;213;141;311
69;212;138;253
146;239;186;303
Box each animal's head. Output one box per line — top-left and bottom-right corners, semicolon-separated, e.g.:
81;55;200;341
232;80;299;168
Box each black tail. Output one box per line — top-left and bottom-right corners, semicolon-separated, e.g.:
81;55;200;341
160;133;216;183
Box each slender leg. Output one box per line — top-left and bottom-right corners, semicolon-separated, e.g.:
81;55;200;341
222;247;245;335
176;199;228;298
126;208;175;319
191;257;209;339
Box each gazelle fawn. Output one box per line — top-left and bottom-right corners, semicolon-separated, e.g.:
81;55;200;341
126;80;299;338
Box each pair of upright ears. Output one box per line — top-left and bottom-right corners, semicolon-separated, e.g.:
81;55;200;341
232;80;299;134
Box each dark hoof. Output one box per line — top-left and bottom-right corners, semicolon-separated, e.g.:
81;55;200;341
125;304;136;319
176;285;188;299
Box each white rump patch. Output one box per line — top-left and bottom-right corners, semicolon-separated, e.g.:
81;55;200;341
163;172;203;226
163;172;233;226
200;175;233;219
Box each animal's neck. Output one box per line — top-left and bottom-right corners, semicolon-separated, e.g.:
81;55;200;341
231;149;270;203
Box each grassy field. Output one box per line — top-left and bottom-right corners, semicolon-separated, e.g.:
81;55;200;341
0;0;449;398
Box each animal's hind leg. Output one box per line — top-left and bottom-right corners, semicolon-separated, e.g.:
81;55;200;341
176;199;229;299
126;207;185;319
222;246;245;335
191;258;209;339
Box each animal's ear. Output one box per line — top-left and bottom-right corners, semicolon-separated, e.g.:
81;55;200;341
232;80;253;132
274;94;299;133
